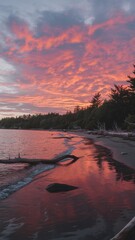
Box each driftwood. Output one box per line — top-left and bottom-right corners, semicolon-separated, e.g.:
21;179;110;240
0;154;79;165
88;130;135;140
52;136;74;139
125;120;135;126
110;216;135;240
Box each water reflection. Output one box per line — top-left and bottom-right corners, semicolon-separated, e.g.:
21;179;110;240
0;136;135;240
0;129;68;190
0;129;67;159
92;141;135;183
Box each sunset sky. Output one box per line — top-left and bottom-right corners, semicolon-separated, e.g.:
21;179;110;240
0;0;135;118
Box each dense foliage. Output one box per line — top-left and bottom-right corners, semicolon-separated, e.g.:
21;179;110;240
1;65;135;131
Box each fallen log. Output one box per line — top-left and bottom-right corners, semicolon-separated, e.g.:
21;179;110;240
0;154;79;165
53;136;74;139
110;217;135;240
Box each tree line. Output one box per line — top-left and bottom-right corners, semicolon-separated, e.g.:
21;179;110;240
0;65;135;131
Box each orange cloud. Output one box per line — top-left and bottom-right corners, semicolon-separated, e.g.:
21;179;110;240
1;13;135;116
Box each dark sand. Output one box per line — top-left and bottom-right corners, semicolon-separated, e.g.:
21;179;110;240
0;134;135;240
84;132;135;240
86;133;135;170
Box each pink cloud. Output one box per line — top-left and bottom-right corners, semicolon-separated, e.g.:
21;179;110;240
0;13;135;116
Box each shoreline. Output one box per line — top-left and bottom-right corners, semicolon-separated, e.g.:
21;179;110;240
77;131;135;240
0;130;135;240
74;130;135;171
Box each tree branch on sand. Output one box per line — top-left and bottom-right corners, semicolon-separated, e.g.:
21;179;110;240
110;216;135;240
0;154;79;165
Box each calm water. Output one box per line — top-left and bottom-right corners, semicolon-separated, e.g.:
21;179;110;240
0;129;135;240
0;129;69;160
0;129;73;199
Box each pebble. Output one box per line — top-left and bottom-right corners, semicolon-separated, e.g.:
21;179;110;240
121;152;128;155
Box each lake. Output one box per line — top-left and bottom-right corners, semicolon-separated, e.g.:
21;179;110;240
0;129;135;239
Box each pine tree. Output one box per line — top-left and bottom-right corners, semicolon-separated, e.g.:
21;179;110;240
127;64;135;92
90;92;101;108
127;64;135;114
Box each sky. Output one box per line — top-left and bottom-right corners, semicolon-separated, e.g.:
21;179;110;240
0;0;135;118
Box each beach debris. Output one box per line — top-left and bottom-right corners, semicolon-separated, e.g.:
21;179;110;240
0;154;79;165
110;216;135;240
46;183;78;193
52;136;74;139
88;130;135;141
121;152;128;155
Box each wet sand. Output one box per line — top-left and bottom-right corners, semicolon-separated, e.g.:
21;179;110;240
84;132;135;240
0;134;135;240
86;133;135;170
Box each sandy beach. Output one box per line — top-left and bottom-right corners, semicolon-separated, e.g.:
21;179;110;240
0;132;135;240
80;132;135;240
85;133;135;170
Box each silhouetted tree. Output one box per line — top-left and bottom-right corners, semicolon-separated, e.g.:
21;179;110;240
127;65;135;92
1;64;135;131
90;92;101;108
74;105;81;113
127;65;135;115
109;85;130;127
110;85;129;104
